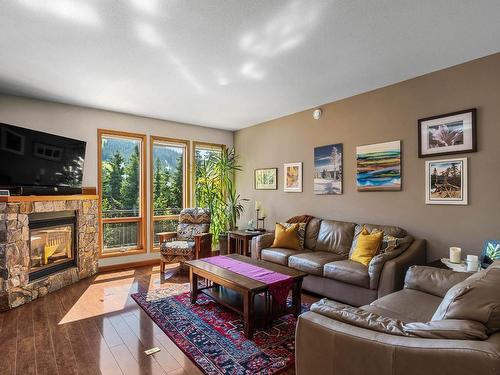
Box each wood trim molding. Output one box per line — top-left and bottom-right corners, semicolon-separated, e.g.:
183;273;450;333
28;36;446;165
98;258;160;273
97;129;147;258
149;135;191;253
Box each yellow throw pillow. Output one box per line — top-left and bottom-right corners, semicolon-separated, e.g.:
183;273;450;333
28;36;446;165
271;223;301;250
350;227;384;266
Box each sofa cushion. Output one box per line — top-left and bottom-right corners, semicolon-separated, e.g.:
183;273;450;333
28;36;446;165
350;223;407;254
432;261;500;332
404;265;471;298
315;219;356;256
324;260;370;288
369;289;442;323
261;247;309;266
288;251;345;276
304;217;321;250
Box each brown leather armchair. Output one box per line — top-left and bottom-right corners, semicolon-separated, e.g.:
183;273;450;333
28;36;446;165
158;208;212;272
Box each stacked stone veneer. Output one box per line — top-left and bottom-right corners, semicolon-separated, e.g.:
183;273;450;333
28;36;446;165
0;198;99;311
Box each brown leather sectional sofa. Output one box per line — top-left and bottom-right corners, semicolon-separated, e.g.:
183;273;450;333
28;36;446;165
295;262;500;375
252;217;426;306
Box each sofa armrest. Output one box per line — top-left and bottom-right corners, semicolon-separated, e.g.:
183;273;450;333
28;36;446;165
404;265;471;298
251;233;275;259
296;311;500;375
377;239;426;298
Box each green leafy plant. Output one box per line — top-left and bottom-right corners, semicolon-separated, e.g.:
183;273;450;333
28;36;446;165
195;147;247;245
486;242;500;261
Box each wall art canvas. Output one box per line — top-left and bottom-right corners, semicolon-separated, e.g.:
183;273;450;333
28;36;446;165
425;157;468;205
356;140;401;191
418;108;476;157
284;162;302;192
254;168;277;190
314;143;343;194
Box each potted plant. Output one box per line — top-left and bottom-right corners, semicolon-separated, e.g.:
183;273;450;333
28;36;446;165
195;147;247;254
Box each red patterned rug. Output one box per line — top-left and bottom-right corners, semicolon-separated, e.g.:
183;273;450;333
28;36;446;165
132;290;309;374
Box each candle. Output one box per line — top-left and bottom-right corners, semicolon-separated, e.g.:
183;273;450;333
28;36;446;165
449;247;461;264
255;201;261;210
261;209;267;218
466;255;479;272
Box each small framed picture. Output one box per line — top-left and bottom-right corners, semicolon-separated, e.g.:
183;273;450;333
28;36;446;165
480;240;500;268
314;143;343;195
418;108;476;158
254;168;277;190
284;162;302;192
425;157;468;205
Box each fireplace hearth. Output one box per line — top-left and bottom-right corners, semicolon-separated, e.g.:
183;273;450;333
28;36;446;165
0;195;98;310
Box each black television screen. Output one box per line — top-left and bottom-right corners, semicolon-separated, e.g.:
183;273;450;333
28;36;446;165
0;123;86;190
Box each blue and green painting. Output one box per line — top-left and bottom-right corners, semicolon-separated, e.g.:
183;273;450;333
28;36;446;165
356;140;401;191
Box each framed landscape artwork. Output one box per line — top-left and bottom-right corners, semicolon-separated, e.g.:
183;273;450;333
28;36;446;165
418;108;476;158
314;143;343;194
284;162;302;192
356;140;401;191
254;168;277;190
425;157;468;205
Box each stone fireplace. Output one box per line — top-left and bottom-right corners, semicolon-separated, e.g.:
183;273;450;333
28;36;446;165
0;196;99;311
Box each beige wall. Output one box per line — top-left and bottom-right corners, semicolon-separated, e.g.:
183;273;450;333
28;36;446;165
0;95;233;266
235;53;500;261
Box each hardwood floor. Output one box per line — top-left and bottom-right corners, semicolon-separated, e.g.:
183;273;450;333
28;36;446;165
0;264;318;375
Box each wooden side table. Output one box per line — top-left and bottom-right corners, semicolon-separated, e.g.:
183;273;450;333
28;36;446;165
227;230;268;257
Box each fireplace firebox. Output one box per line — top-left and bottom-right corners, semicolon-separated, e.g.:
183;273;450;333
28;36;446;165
28;210;77;281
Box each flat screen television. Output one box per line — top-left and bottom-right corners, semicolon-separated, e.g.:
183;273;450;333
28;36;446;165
0;123;86;195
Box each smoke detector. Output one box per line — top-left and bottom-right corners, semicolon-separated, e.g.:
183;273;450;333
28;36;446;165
312;108;322;120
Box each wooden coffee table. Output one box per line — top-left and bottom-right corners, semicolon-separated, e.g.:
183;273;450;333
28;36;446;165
185;254;307;339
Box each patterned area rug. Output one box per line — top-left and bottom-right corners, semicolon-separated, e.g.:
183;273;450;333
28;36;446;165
132;289;309;374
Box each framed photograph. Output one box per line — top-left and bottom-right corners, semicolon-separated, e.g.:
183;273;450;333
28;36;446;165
425;157;468;205
356;140;401;191
284;162;302;192
418;108;476;158
480;240;500;268
254;168;277;190
314;143;343;194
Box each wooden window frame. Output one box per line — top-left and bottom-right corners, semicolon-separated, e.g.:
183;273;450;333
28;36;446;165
97;129;147;258
150;136;190;253
192;141;224;206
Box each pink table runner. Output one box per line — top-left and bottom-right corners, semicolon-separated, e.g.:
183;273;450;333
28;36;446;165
202;256;293;305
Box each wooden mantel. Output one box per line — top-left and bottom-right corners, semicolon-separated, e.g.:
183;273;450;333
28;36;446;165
0;194;99;203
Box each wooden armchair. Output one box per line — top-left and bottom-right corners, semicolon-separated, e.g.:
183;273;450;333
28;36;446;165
158;208;212;272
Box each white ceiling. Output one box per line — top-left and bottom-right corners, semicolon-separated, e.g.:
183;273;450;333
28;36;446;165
1;1;500;131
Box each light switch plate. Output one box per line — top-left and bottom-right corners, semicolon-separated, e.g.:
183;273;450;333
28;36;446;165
144;347;161;356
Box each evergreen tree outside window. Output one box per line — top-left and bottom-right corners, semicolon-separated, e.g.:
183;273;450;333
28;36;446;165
98;130;146;256
150;137;189;250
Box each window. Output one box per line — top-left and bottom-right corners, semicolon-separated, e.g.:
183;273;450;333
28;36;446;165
193;141;223;205
98;130;146;257
150;136;189;250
